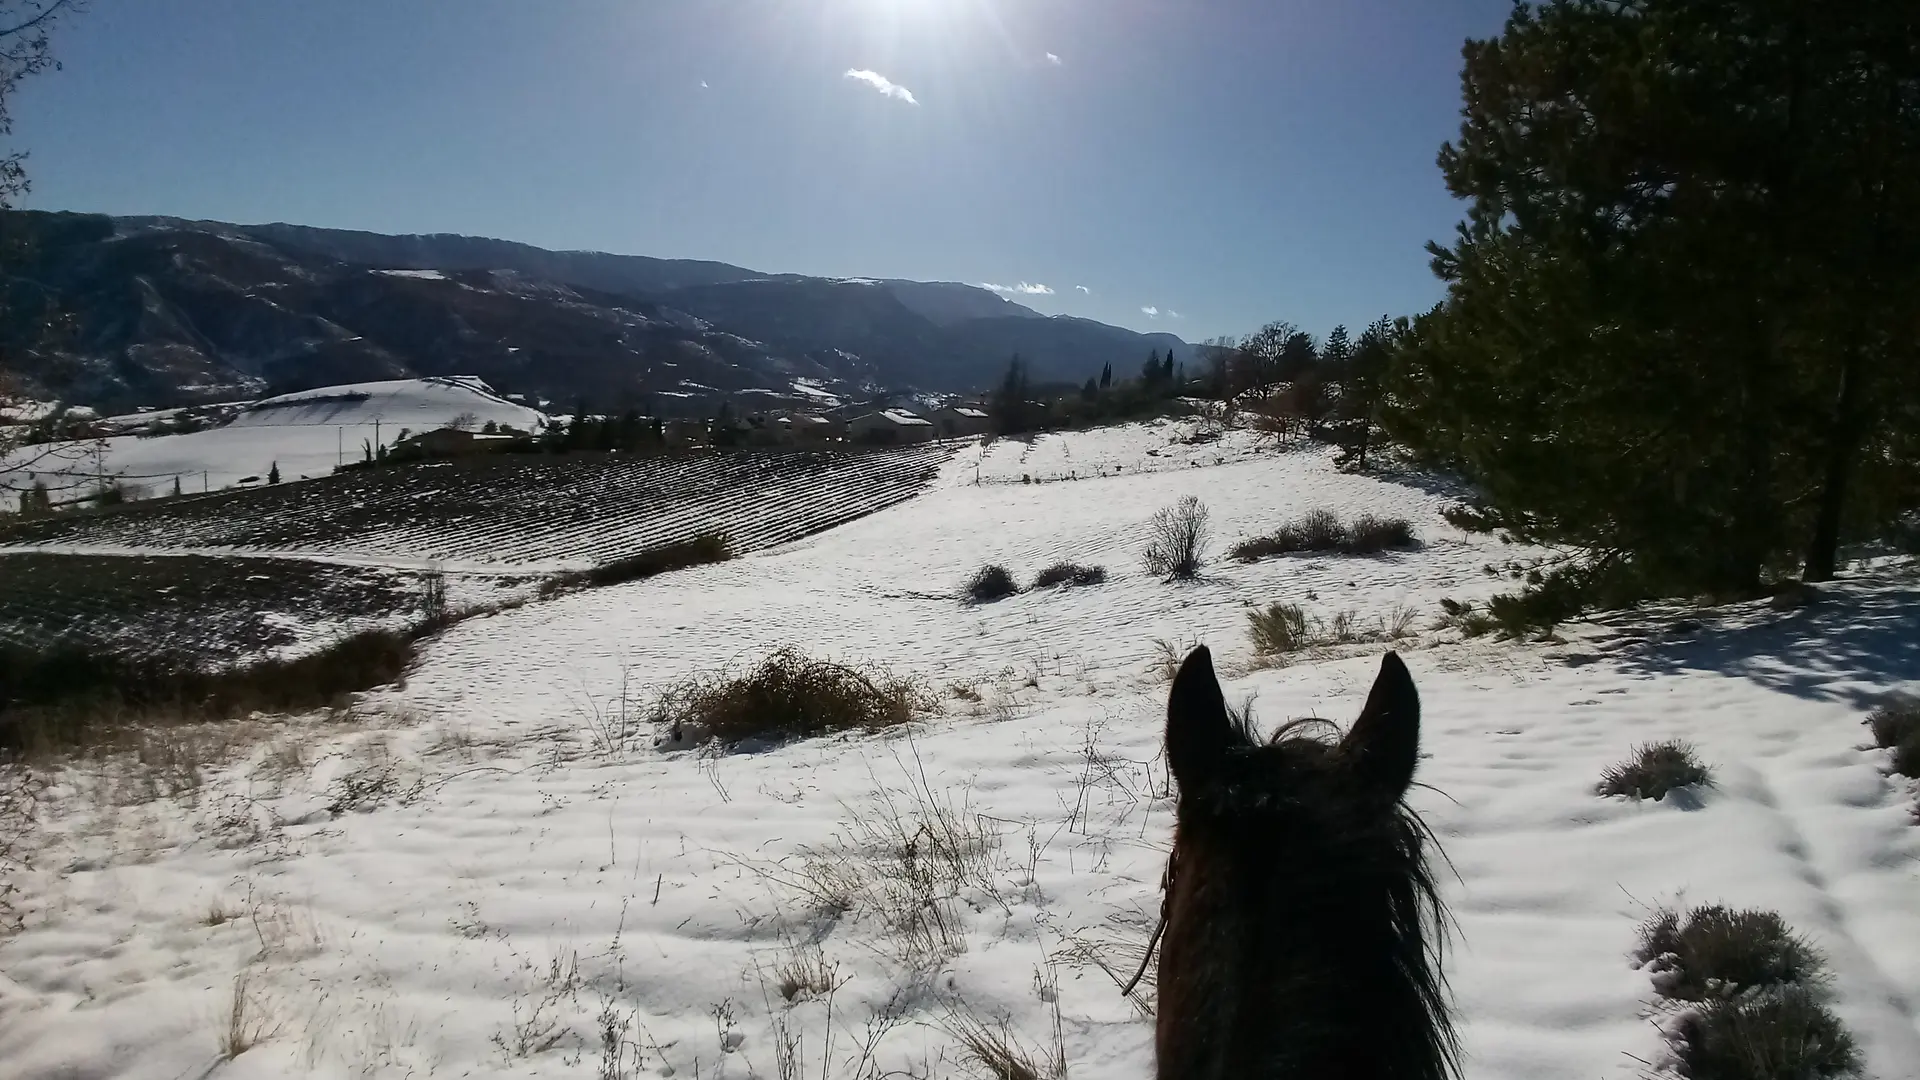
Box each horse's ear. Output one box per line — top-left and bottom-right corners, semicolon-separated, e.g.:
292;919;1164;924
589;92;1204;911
1340;652;1421;802
1167;645;1232;788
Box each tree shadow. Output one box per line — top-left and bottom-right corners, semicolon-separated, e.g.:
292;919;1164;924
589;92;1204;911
1596;576;1919;712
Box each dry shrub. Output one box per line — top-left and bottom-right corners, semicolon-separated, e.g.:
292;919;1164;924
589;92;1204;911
1143;495;1210;581
0;768;38;935
1246;603;1418;657
539;533;732;597
1598;741;1713;801
1666;986;1861;1080
1247;603;1312;655
1031;563;1107;589
0;628;418;755
1636;904;1861;1080
1636;905;1827;1002
651;648;934;748
1346;513;1418;553
1865;694;1920;777
966;565;1021;604
1229;509;1418;562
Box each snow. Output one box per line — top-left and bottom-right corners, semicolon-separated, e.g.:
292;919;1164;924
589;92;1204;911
0;378;547;497
3;421;1917;1080
875;409;932;427
790;381;843;407
372;268;449;280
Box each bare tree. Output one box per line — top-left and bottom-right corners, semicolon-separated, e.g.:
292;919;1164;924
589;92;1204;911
0;0;81;207
0;2;87;493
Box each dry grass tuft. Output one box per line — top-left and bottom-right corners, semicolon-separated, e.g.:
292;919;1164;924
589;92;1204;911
744;749;1005;977
946;1014;1067;1080
1598;741;1714;802
204;896;242;927
651;648;935;749
1865;694;1920;778
217;970;281;1060
1246;603;1419;659
770;937;844;1003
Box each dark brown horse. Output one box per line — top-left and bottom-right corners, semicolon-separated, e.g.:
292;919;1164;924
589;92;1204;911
1153;646;1458;1080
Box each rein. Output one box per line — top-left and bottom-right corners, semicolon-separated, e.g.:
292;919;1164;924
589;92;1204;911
1121;846;1178;996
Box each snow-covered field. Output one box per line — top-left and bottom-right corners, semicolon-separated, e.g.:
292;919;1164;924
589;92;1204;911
2;421;1916;1080
0;377;546;498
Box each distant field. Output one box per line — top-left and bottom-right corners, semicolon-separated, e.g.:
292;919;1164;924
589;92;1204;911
0;444;956;568
0;553;456;663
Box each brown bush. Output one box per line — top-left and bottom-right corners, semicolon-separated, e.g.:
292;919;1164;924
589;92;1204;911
1031;563;1107;589
1598;741;1713;801
539;533;732;596
651;648;934;748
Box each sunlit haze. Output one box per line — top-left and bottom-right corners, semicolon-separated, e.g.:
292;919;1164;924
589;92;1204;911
18;0;1513;339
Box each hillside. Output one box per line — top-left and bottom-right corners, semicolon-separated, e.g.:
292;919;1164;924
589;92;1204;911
0;376;549;497
0;212;1193;411
2;421;1915;1079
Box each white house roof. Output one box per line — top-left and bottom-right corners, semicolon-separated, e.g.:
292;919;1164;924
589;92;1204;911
867;409;933;427
949;407;989;419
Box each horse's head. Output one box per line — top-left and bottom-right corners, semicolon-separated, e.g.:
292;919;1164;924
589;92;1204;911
1154;645;1455;1080
1166;644;1421;837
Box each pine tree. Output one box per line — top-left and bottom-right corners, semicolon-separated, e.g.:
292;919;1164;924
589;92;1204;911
1337;316;1401;471
1141;350;1163;385
1390;0;1920;602
1100;362;1112;390
1162;353;1175;383
992;355;1033;435
1321;325;1353;374
268;461;280;485
1278;332;1318;383
171;475;182;498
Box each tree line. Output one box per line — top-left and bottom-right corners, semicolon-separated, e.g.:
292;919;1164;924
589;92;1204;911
1382;0;1920;621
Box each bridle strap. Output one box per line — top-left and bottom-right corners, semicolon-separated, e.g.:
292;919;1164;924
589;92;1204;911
1121;847;1177;997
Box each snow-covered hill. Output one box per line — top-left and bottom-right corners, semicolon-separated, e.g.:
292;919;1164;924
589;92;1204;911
3;421;1915;1080
0;376;547;499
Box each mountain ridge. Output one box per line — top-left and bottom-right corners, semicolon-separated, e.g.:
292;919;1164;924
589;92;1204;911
3;211;1194;412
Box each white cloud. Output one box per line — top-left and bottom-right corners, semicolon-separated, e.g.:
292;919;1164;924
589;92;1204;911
844;69;918;105
1046;52;1062;65
1074;285;1091;294
700;80;710;88
1140;305;1160;318
1167;309;1184;319
1015;282;1053;295
981;283;1013;294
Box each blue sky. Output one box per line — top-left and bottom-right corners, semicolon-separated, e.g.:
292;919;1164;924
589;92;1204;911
17;0;1512;342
